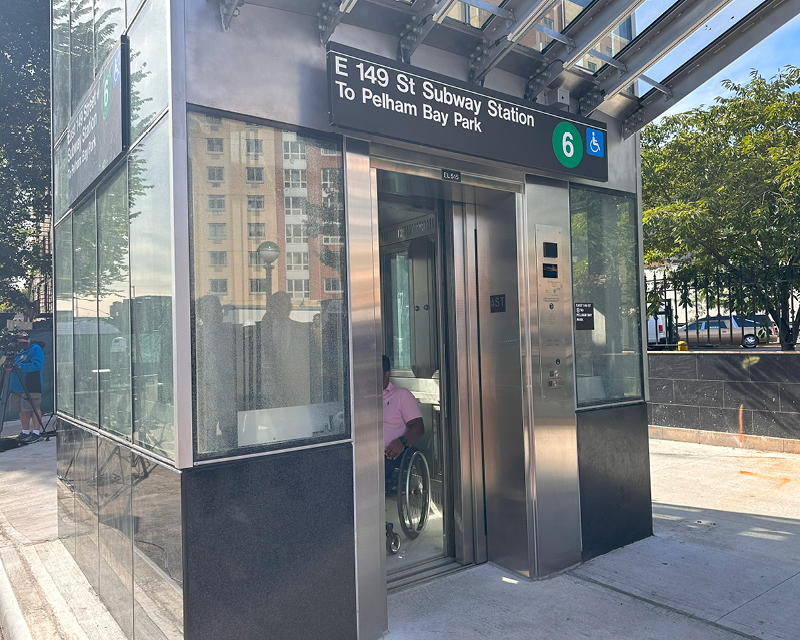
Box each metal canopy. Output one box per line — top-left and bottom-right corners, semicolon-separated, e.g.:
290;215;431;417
236;0;800;128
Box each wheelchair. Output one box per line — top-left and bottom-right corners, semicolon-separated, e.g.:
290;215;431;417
385;446;432;555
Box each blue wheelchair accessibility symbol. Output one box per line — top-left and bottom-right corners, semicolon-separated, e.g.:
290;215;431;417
112;51;121;87
586;128;604;157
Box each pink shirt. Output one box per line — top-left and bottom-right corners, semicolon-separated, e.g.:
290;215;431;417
383;382;422;447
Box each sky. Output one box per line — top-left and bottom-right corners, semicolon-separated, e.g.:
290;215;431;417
638;0;800;118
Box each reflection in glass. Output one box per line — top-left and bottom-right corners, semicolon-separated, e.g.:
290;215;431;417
574;18;632;74
97;440;133;638
57;420;77;558
73;196;100;425
73;428;99;590
132;455;184;638
570;186;643;406
70;0;95;111
129;0;169;141
517;0;592;52
56;217;75;416
129;118;175;459
54;141;70;219
383;251;412;371
446;0;503;28
188;114;350;458
97;167;133;439
94;0;125;72
53;0;71;137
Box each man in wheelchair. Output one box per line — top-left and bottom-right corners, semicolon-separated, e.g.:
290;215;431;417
383;355;424;490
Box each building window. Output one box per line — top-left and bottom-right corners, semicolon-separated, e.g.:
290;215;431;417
207;166;224;182
209;251;227;266
285;224;308;244
248;251;264;266
247;223;265;238
206;138;224;153
208;195;226;211
285;196;304;216
321;168;340;209
284;169;307;189
246;167;264;183
543;17;554;30
210;279;228;294
283;141;306;161
246;139;263;155
323;234;342;245
206;115;222;128
324;278;342;293
249;279;269;294
208;223;226;239
287;279;310;299
286;252;309;271
606;46;613;57
587;61;598;73
247;195;265;211
319;146;339;156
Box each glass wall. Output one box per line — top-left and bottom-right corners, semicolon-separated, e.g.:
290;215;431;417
129;118;175;459
570;186;643;406
129;0;168;141
187;113;350;459
55;217;75;416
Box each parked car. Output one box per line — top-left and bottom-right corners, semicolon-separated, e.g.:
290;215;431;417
676;316;778;348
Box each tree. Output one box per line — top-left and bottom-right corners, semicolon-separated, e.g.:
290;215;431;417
642;66;800;350
0;0;51;315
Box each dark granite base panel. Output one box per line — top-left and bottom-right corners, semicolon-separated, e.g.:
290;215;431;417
577;403;652;561
183;443;356;640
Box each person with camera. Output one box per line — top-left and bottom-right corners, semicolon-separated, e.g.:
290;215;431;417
8;332;45;443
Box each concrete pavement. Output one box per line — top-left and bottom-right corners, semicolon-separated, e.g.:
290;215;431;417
0;431;798;639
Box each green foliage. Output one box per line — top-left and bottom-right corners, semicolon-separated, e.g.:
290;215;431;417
0;0;51;313
642;66;800;348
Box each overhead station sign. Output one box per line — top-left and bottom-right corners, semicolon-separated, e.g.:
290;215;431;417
327;43;607;182
65;38;129;207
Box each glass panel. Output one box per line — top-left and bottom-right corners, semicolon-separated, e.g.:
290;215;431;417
73;428;99;591
129;118;175;459
132;454;184;638
446;0;504;28
645;0;764;84
574;17;632;73
53;0;71;137
517;0;593;52
54;140;70;218
632;0;680;37
383;250;412;371
97;440;133;637
70;0;95;112
56;420;78;558
570;186;643;406
95;0;125;72
73;195;100;425
129;0;169;141
97;167;133;439
56;217;75;416
188;113;350;458
127;0;144;23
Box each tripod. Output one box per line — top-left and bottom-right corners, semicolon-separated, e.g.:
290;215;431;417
0;357;52;440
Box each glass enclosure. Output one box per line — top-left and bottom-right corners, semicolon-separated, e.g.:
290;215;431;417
570;186;643;406
187;112;350;459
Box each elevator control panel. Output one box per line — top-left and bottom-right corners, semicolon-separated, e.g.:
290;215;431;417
535;225;569;402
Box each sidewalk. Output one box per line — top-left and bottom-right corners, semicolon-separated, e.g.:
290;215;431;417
1;431;798;639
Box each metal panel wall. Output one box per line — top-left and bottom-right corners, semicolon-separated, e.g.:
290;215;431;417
524;176;583;576
344;138;387;640
476;193;531;577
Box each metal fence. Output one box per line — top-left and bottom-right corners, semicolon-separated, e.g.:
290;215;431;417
644;267;800;349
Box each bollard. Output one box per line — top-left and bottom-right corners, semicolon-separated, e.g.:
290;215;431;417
677;341;688;351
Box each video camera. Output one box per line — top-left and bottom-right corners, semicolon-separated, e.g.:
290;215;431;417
0;328;29;358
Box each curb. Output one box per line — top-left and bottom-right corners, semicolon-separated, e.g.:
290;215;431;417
0;552;32;640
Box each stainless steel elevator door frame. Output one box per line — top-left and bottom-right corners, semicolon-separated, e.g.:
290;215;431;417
371;155;524;572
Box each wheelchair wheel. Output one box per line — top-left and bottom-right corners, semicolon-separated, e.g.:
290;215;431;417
386;530;401;554
397;447;431;540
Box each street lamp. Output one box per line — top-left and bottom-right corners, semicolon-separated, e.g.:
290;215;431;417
257;240;280;303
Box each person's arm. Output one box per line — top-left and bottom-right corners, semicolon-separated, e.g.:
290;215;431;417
17;345;43;373
403;417;424;446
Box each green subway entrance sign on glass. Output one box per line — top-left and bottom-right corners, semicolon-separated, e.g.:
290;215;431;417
64;38;129;208
327;43;608;182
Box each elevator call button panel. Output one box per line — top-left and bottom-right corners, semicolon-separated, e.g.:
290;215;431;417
535;225;569;402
